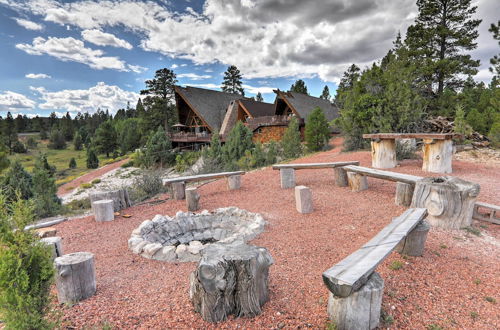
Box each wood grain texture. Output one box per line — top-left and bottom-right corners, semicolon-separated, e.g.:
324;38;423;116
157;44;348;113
186;187;200;212
334;167;348;187
54;252;96;304
343;165;422;185
92;199;114;222
163;171;245;184
172;182;186;200
422;139;453;173
371;139;397;168
227;175;241;190
363;133;454;140
347;172;368;192
272;161;359;170
395;182;415;206
89;189;131;212
396;220;430;257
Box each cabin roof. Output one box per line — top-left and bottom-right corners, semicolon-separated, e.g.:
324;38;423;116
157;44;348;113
238;99;275;118
274;90;339;123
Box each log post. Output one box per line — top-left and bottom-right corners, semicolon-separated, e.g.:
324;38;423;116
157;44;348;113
280;168;295;189
92;199;114;222
295;185;313;214
395;182;414;206
347;172;368;192
396;220;430;257
186;187;200;212
334;167;348;187
89;188;131;212
327;272;384;330
411;176;480;229
422;139;453;173
172;182;186;200
371;139;397;168
189;243;273;322
54;252;96;304
41;236;63;260
227;175;241;190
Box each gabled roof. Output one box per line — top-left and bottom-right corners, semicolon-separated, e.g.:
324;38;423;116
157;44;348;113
238;99;275;118
274;90;339;123
175;86;244;131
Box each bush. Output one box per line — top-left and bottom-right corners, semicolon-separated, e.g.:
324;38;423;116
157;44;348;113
48;129;66;150
121;159;135;168
131;171;165;202
175;151;200;173
396;140;418;160
140;127;175;168
27;136;38;149
265;141;279;165
65;198;91;212
305;107;330;152
91;178;101;184
0;194;55;329
39;129;48;140
222;122;254;170
12;140;27;153
281;117;302;159
69;157;77;169
80;183;93;189
86;148;99;169
1;161;33;202
73;132;83;151
32;155;61;218
489;120;500;148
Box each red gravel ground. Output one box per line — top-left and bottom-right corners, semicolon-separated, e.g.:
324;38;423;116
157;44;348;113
57;159;129;197
54;139;500;329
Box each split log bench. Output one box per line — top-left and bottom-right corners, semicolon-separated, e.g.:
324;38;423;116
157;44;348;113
272;161;360;188
472;201;500;225
341;165;423;206
322;208;429;330
162;171;245;200
363;133;454;173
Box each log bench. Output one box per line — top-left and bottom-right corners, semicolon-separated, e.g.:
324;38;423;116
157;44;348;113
363;133;455;173
341;165;423;206
272;161;360;188
322;208;429;329
162;171;245;200
472;201;500;225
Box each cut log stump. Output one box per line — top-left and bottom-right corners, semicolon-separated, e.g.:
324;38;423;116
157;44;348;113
371;139;397;168
295;185;313;214
172;182;186;200
227;175;241;190
186;187;200;212
41;236;63;260
422;139;453;173
92;199;114;222
280;168;295;189
189;243;273;323
395;182;414;206
89;188;131;212
334;167;348;187
411;176;480;229
396;220;430;256
327;272;384;330
54;252;96;304
347;172;368;192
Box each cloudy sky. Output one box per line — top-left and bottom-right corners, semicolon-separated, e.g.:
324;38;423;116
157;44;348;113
0;0;497;118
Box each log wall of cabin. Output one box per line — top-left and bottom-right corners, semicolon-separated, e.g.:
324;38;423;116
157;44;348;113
252;126;288;143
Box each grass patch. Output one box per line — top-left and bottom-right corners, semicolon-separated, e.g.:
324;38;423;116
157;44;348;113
325;321;337;330
380;309;394;325
484;296;496;304
474;279;481;285
389;260;404;270
80;183;93;189
91;178;101;184
470;311;479;320
439;244;448;249
427;324;443;330
463;226;481;236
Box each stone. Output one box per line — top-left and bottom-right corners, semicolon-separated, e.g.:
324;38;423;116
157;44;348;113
128;237;143;250
327;272;384;330
93;199;114;222
295;185;313;214
280;168;295;189
176;244;200;262
153;245;177;262
141;243;163;259
188;241;204;254
347;172;368;192
54;252;96;304
131;241;148;254
138;220;154;236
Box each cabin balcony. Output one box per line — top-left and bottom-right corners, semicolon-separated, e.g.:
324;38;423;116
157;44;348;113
168;132;212;143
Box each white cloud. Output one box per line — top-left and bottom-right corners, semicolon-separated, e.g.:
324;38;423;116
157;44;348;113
127;64;147;73
241;84;275;95
81;29;133;49
14;17;43;30
171;64;178;69
0;91;36;111
25;73;51;79
31;82;139;113
177;73;212;80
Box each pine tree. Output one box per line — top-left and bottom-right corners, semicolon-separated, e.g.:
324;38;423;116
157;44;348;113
281;117;302;159
222;121;254;170
32;155;61;218
0;145;10;173
305;107;330;152
264;141;278;165
453;104;472;138
69;157;77;169
335;64;360;108
255;92;264;102
34;154;56;177
73;132;83;150
2;112;17;154
1;161;33;202
143;127;174;168
290;79;308;94
489;21;500;76
320;86;331;100
94;121;118;158
86;148;99;169
48;129;66;150
221;65;245;96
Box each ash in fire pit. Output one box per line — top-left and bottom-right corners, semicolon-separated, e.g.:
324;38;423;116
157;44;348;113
128;208;266;262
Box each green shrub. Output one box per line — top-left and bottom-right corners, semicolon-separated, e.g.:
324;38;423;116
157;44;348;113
91;178;102;185
396;140;418;160
175;151;200;173
80;183;93;189
86;148;99;169
131;171;165;202
48;129;66;150
264;141;279;165
121;159;135;168
281;117;302;159
488;120;500;148
305;107;330;152
389;260;404;270
65;198;91;212
32;156;61;218
69;157;77;169
1;161;33;202
222;122;254;170
0;194;55;329
12;140;27;153
26;136;38;149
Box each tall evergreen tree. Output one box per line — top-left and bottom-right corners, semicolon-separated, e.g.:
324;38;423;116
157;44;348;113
320;86;331;100
281;117;302;159
142;126;174;168
335;64;360;108
489;21;500;76
221;65;245;96
221;121;254;170
305;107;330;152
32;155;61;218
94;121;118;157
255;92;264;102
86;148;99;169
1;161;32;202
289;79;308;94
2;112;17;154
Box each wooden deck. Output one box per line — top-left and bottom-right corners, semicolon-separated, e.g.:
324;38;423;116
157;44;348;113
363;133;454;140
169;132;212;143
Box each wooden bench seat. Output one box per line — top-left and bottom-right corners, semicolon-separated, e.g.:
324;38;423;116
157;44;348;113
322;208;428;298
341;165;422;185
473;201;500;224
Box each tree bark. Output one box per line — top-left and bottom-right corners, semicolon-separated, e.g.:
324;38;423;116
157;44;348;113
54;252;96;304
334;167;348;187
280;168;295;189
370;139;397;169
41;236;63;260
186;187;200;212
422;139;453;173
396;220;430;257
227;175;241;190
347;172;368;192
92;199;114;222
395;182;414;206
89;188;131;212
172;182;186;200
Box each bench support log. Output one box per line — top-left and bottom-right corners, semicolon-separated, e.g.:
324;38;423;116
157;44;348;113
371;139;397;169
92;200;114;222
295;186;313;214
54;252;96;304
89;189;131;212
186;187;200;212
395;182;414;206
227;175;241;190
41;236;63;261
396;220;430;256
280;168;295;189
422;139;453;173
172;182;186;200
334;167;348;187
327;272;384;330
347;172;368;192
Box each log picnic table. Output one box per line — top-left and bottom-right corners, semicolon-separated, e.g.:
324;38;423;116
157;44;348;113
363;133;455;173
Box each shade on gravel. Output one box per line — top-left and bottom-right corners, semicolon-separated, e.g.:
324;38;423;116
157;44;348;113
54;139;500;329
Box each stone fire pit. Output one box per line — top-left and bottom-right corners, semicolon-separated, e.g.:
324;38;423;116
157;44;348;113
128;208;266;262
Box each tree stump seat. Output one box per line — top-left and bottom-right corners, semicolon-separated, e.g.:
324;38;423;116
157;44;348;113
272;162;359;188
54;252;96;304
89;188;131;212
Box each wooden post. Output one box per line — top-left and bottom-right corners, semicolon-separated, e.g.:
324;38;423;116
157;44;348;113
396;220;430;257
227;175;241;190
295;185;313;214
371;139;397;168
54;252;96;304
334;167;348;187
172;182;186;200
395;182;414;206
189;243;273;322
92;199;114;222
327;272;384;330
280;168;295;189
422;139;453;173
347;172;368;192
41;236;63;260
411;176;480;229
186;187;200;212
89;188;131;212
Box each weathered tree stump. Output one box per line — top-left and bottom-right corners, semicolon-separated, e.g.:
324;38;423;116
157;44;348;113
54;252;96;304
280;168;295;189
396;220;430;256
327;272;384;330
395;182;414;206
422;139;453;173
347;172;368;192
411;176;480;229
186;187;200;212
41;236;63;260
334;167;348;187
189;243;273;322
172;182;186;200
92;199;114;222
227;175;241;190
371;139;397;168
89;188;131;212
295;185;313;214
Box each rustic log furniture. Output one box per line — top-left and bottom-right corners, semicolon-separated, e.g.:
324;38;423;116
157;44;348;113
472;201;500;225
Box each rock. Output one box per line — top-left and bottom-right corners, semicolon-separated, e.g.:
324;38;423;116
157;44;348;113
188;241;204;254
153;246;177;262
141;243;163;259
131;241;148;254
128;237;144;250
176;244;200;262
138;220;154;236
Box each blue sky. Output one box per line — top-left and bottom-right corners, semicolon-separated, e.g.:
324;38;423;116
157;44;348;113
0;0;497;118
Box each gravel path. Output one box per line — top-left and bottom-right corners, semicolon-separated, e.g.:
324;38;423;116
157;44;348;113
54;140;500;329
